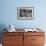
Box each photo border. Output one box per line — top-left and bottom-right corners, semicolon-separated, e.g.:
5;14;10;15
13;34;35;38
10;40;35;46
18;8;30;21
17;7;34;20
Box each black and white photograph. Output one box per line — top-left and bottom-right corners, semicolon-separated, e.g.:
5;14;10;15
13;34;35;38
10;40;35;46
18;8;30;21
17;7;34;20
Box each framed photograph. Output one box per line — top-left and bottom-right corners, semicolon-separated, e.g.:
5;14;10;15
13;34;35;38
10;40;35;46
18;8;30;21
17;7;34;20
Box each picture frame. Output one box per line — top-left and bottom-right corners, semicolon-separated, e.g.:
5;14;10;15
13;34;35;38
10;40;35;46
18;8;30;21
17;7;34;20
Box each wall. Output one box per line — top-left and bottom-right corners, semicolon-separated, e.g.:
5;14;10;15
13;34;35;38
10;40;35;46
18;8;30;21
0;0;46;30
